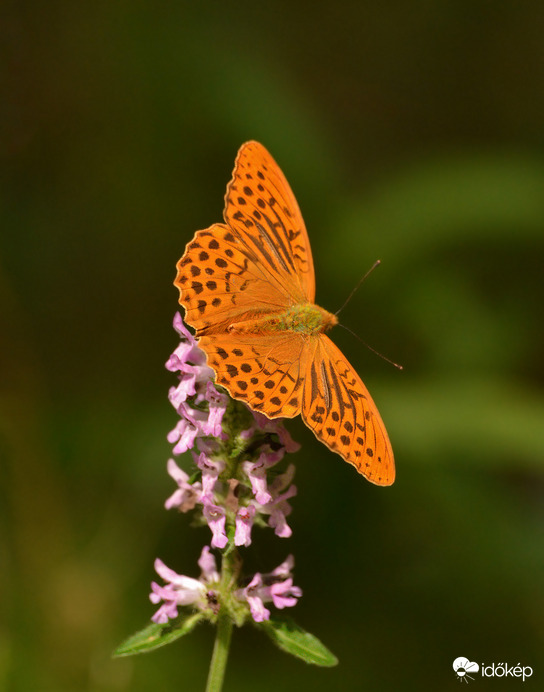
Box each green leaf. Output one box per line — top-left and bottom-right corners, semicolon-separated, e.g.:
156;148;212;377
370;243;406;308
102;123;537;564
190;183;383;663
113;612;204;657
257;617;338;667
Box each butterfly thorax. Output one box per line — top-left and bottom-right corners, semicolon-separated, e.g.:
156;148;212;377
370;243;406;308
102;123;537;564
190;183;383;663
227;303;338;336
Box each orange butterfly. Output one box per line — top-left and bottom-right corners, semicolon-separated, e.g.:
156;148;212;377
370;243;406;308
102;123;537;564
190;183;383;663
174;141;395;485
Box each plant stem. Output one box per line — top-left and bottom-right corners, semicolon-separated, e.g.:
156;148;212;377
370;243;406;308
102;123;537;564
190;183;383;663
205;549;236;692
205;608;233;692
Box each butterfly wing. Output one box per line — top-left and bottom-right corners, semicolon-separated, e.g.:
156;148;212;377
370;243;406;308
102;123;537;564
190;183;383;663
175;223;293;334
302;335;395;485
198;331;306;419
175;141;315;334
224;141;315;303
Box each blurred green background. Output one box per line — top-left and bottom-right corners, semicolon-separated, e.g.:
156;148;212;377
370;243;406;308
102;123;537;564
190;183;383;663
2;2;543;691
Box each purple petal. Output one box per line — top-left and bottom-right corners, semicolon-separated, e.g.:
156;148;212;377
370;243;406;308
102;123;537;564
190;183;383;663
234;504;256;547
202;503;228;549
168;374;198;406
270;464;296;494
167;418;199;454
242;452;280;504
198;546;219;582
169;420;199;454
166;458;188;483
173;312;194;341
271;555;295;578
197;453;224;489
201;383;227;436
268;505;293;538
154;558;203;591
247;595;270;622
164;459;202;510
250;411;300;452
151;601;179;624
270;578;302;609
243;463;271;505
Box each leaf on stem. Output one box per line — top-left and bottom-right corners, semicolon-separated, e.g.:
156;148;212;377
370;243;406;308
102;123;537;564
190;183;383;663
113;612;204;657
257;617;338;667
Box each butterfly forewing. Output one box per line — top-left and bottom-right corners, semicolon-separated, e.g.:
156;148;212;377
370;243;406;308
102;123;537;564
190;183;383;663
224;141;316;303
175;223;291;334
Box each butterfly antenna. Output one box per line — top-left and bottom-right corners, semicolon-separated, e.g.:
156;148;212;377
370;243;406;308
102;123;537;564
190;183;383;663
335;259;381;317
338;323;403;370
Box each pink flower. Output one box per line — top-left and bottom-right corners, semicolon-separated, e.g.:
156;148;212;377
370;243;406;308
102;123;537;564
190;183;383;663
247;411;301;453
238;555;302;623
244;574;271;622
150;560;207;623
167;417;199;455
166;318;213;403
170;313;210;370
196;452;225;502
166;313;227;453
253;464;297;538
150;547;220;624
197;546;220;582
242;447;285;505
164;458;202;511
202;382;227;437
202;502;228;549
234;504;256;547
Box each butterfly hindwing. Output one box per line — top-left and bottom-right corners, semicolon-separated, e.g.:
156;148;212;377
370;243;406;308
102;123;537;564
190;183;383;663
199;332;306;419
302;335;395;485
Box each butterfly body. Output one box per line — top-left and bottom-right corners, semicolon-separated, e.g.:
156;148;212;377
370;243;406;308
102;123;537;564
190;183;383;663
224;303;337;337
277;303;338;334
175;141;395;485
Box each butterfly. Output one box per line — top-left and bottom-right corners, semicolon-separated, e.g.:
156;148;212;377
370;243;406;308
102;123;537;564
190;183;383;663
174;141;395;485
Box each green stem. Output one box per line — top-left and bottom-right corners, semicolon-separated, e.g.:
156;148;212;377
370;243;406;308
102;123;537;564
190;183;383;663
205;610;233;692
205;548;237;692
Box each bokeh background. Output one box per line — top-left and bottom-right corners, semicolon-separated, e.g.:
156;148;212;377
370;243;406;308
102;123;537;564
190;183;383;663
2;2;543;691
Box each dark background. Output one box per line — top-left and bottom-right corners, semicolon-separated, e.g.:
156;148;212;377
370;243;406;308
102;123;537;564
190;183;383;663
2;2;543;691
